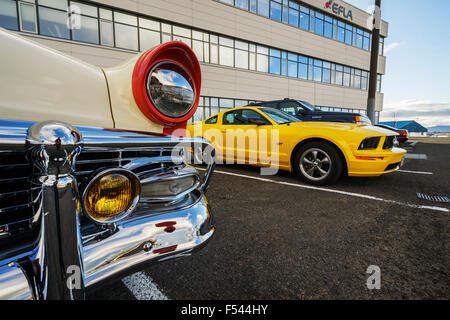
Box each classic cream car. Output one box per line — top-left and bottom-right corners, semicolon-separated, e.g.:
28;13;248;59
0;28;215;300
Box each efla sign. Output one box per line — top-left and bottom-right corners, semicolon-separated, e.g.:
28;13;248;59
325;1;353;21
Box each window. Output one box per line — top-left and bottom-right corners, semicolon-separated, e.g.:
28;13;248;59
337;21;345;43
192;30;209;63
361;71;368;90
270;0;281;21
205;115;218;124
210;34;219;64
113;11;138;50
299;6;309;30
353;69;361;89
345;24;353;45
219;36;234;67
256;45;269;72
343;66;351;87
114;23;138;50
322;62;331;83
140;28;160;51
324;15;332;38
70;2;99;44
250;0;256;12
38;6;69;39
0;0;18;30
223;109;268;125
377;75;382;92
173;25;191;46
19;1;37;33
298;55;308;80
287;53;297;78
288;1;299;27
335;65;343;86
269;48;281;75
313;59;322;82
235;40;249;69
235;0;248;10
314;11;324;36
257;0;269;17
249;43;256;70
100;19;114;46
260;107;298;124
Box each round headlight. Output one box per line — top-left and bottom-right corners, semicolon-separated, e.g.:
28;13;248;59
146;62;195;118
83;169;140;223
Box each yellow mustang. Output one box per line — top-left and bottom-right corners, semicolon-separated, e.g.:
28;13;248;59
187;106;406;185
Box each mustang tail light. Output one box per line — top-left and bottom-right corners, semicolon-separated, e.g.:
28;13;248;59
132;41;201;136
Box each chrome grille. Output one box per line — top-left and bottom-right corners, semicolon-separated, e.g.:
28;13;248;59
0;150;39;237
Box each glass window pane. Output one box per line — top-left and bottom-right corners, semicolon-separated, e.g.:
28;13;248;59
322;68;331;83
270;1;281;21
161;23;171;33
235;0;249;10
299;11;308;30
72;15;99;44
115;23;138;50
269;56;280;74
288;60;297;78
235;49;248;69
38;0;67;10
70;1;97;17
250;0;256;12
0;0;18;31
192;30;202;40
219;36;233;47
337;26;345;42
114;11;137;26
249;52;256;70
324;21;332;38
235;40;248;51
345;29;352;45
257;0;269;17
210;44;218;63
162;33;171;43
314;66;322;81
38;7;69;39
315;17;323;35
173;25;190;38
298;63;307;79
139;17;159;31
20;2;37;32
288;8;298;27
219;45;234;67
100;20;113;46
99;8;112;20
140;28;161;51
257;54;268;72
193;40;204;61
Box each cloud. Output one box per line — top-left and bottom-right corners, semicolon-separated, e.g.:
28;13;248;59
384;41;404;54
380;100;450;127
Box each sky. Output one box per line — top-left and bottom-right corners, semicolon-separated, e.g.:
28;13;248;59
345;0;450;127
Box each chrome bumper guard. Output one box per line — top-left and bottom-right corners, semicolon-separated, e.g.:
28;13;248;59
0;120;215;300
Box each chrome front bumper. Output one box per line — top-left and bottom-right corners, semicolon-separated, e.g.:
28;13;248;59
0;120;215;300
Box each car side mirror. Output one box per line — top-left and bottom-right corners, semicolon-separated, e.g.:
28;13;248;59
248;118;270;125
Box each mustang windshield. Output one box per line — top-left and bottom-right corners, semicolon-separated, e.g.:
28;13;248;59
259;108;300;124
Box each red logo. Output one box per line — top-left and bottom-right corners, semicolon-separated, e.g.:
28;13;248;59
325;0;333;8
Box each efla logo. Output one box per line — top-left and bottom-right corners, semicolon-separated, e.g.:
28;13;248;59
325;0;353;21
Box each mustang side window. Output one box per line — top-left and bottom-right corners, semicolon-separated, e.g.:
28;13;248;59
205;116;217;124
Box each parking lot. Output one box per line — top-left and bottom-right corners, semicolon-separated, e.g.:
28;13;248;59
89;138;449;300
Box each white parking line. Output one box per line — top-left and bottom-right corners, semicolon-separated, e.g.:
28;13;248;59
397;169;433;175
200;168;449;213
122;272;169;300
404;153;428;160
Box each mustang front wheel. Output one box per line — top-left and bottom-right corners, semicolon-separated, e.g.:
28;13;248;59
294;142;343;185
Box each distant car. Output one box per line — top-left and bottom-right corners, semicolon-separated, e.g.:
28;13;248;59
375;124;409;143
251;99;372;125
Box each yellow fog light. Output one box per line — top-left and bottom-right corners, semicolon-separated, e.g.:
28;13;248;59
83;169;140;223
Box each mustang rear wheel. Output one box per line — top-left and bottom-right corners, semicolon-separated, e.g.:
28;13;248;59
293;141;343;186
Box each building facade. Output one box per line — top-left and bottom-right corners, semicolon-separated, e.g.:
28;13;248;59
0;0;388;123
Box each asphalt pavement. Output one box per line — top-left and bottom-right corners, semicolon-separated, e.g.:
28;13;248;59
89;138;450;300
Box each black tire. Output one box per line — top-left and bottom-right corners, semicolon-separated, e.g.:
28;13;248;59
293;141;343;186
